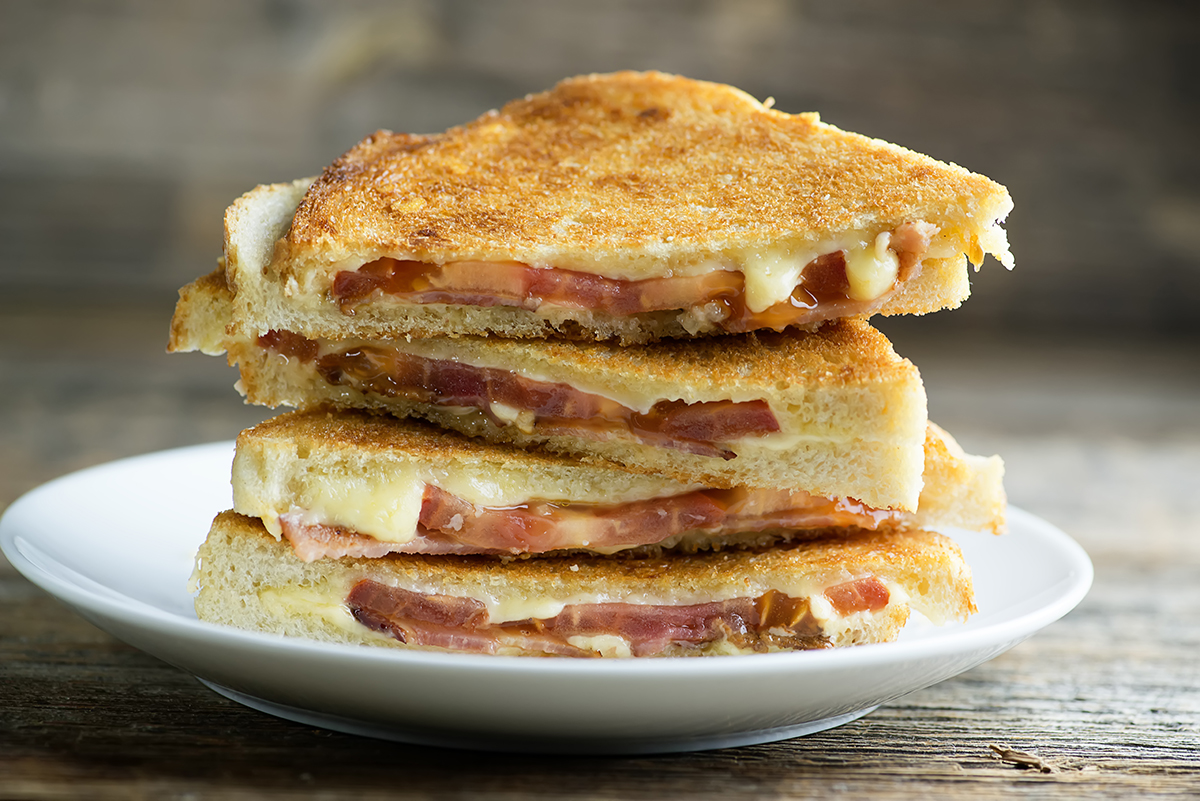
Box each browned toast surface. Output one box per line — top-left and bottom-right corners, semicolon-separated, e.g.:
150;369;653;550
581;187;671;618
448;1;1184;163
278;71;1011;275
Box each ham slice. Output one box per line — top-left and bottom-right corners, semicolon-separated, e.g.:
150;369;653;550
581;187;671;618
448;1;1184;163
346;579;889;657
279;484;902;560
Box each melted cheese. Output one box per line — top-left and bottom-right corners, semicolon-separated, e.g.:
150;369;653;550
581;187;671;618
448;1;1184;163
975;223;1015;270
337;332;787;418
740;246;821;313
342;339;772;418
742;430;832;451
293;466;426;544
242;455;701;545
420;575;835;624
489;401;535;433
258;584;393;642
567;634;633;658
738;232;902;312
481;595;571;623
844;232;900;301
255;574;908;636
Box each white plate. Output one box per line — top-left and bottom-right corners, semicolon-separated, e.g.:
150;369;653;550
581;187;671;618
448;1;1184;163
1;442;1092;754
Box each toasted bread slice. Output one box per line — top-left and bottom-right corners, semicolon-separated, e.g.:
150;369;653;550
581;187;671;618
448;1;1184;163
231;408;1005;560
192;511;976;657
210;72;1012;344
171;273;929;506
919;422;1007;537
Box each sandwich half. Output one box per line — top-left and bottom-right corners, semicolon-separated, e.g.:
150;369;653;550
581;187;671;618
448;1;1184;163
173;276;929;508
192;510;977;657
205;71;1013;346
231;408;1006;560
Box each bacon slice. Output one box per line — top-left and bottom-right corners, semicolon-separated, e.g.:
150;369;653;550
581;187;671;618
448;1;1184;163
258;329;318;361
346;580;861;657
279;484;902;560
329;223;934;333
257;335;781;459
541;599;759;657
347;582;507;653
334;259;745;316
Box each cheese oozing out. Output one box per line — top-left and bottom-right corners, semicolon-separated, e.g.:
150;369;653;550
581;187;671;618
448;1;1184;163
738;232;902;313
844;233;900;301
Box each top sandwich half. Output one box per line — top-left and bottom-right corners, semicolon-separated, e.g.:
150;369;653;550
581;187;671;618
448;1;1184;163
219;71;1013;345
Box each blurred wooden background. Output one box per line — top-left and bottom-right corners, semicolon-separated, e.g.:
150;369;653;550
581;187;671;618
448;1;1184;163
1;0;1198;334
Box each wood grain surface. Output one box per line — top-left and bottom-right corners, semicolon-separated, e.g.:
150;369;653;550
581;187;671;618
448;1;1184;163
1;307;1198;799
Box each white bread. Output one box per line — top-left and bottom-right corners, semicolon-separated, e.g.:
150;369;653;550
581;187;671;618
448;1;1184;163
192;511;976;657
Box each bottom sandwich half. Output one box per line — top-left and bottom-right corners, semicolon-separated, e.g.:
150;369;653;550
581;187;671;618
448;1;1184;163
193;511;977;658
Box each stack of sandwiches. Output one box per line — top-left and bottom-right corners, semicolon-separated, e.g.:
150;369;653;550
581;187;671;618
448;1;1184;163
171;72;1012;658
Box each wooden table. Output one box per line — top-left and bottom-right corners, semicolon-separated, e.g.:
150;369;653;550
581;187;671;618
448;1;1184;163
2;306;1198;799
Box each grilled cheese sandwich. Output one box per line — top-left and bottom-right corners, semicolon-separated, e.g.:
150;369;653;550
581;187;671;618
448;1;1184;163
200;71;1012;346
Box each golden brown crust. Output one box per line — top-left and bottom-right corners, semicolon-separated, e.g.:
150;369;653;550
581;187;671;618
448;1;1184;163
239;406;596;473
167;268;233;355
279;71;1011;275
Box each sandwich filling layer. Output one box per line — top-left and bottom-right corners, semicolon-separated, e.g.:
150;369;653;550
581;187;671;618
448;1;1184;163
344;578;890;657
257;331;782;459
273;484;903;559
329;222;936;332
